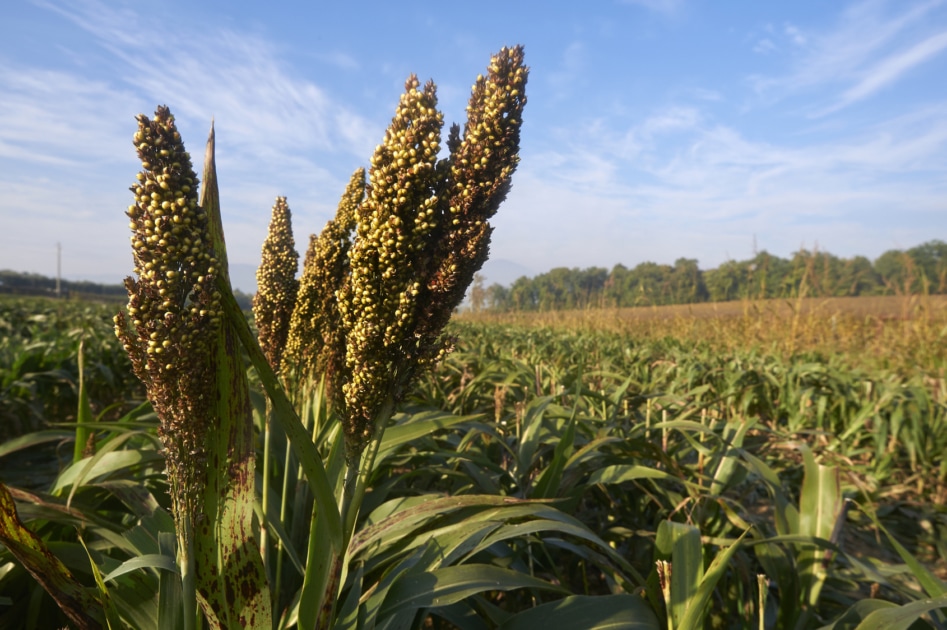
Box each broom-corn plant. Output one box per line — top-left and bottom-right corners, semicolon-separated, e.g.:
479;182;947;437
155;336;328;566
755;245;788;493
114;106;270;628
10;44;649;629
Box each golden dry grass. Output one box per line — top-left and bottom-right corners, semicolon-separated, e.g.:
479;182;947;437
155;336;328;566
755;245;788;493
458;294;947;373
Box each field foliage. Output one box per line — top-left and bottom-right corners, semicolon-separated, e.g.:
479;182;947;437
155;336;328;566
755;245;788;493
0;294;945;628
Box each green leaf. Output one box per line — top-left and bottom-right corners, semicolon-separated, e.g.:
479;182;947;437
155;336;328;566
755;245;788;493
79;536;124;629
196;125;271;629
103;554;179;582
532;396;577;498
678;529;748;630
796;444;842;609
498;594;660;630
53;445;162;495
0;429;75;459
376;410;481;463
352;495;529;560
655;521;703;630
818;599;898;630
73;339;94;463
158;532;184;630
380;564;567;617
852;595;947;630
0;482;105;629
855;503;947;599
588;464;698;491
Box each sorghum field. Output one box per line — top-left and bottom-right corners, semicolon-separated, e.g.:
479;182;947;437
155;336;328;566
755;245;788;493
2;46;946;630
1;292;946;628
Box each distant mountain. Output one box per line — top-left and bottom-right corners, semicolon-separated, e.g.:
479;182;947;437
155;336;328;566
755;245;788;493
478;258;534;287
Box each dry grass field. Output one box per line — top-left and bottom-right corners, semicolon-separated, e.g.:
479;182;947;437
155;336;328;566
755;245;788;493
460;294;947;373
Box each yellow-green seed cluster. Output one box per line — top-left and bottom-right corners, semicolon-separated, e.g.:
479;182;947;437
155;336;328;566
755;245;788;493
114;105;220;519
283;168;364;387
419;46;528;342
253;197;299;372
336;77;443;449
255;48;526;459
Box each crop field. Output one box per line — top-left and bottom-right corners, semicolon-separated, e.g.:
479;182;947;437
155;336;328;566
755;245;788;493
463;294;947;374
1;293;946;628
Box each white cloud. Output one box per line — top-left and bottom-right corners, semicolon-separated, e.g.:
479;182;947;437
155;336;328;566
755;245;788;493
784;24;808;47
823;30;947;114
495;98;947;270
548;41;586;101
754;38;777;55
618;0;684;14
749;0;946;112
0;65;141;166
1;0;385;283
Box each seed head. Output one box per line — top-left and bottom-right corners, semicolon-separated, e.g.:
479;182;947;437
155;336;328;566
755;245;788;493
115;105;220;520
337;77;442;453
253;196;299;372
283;168;365;390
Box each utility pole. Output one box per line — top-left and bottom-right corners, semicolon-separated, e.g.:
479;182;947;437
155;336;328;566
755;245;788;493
56;242;62;298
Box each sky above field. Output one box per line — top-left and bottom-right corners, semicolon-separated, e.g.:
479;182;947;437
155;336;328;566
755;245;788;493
2;0;946;291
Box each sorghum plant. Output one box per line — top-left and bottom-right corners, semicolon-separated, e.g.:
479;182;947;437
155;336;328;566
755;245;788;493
115;109;270;629
110;46;528;629
336;46;528;463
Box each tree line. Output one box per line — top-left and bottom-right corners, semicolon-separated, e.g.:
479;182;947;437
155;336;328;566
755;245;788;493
0;270;127;298
469;240;947;312
0;269;254;310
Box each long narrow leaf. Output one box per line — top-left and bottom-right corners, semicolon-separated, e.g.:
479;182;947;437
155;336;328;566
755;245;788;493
196;124;271;629
499;594;660;630
0;483;104;629
379;564;567;617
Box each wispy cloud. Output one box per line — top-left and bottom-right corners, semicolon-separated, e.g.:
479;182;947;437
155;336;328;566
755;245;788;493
506;96;947;271
1;0;385;286
753;38;777;55
618;0;685;15
39;0;377;159
0;64;140;166
824;30;947;114
784;24;808;47
749;0;947;114
548;41;586;101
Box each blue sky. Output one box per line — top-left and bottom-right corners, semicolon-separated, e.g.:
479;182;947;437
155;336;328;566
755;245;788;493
2;0;946;291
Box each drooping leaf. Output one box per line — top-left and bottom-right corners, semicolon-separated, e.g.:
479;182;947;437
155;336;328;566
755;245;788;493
0;482;104;629
498;594;660;630
379;564;568;618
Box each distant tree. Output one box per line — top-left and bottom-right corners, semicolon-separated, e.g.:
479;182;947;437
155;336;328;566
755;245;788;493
907;240;947;293
485;283;510;311
604;264;628;307
874;249;914;294
468;239;945;313
469;273;486;313
509;275;538;310
670;258;708;303
576;267;608;308
705;260;744;302
836;255;881;296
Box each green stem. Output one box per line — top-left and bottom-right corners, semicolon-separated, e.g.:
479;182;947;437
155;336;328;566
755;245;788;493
273;422;294;614
341;396;395;547
179;514;196;630
219;282;342;546
260;400;273;598
73;340;92;463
